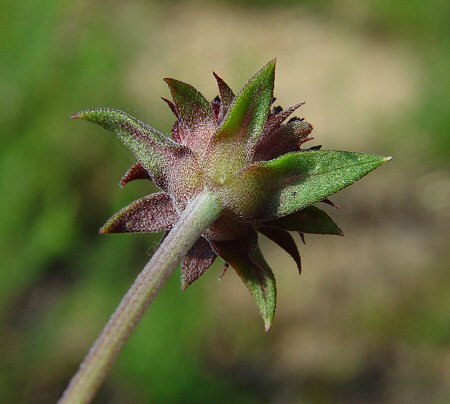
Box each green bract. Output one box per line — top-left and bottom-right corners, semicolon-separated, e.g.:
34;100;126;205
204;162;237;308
73;59;390;330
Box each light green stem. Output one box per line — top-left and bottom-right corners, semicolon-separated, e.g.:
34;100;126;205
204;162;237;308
59;191;222;404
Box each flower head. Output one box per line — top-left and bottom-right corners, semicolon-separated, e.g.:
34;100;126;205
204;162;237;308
73;60;389;330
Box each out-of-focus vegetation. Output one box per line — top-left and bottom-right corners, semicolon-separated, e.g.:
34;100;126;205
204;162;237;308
1;0;449;402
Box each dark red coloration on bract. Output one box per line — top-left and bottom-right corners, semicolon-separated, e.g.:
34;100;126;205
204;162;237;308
74;60;389;329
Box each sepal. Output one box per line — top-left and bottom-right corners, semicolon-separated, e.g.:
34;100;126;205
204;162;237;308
181;237;217;290
99;192;178;234
251;119;313;162
120;162;151;188
258;226;302;273
164;78;216;155
213;72;235;121
263;102;304;135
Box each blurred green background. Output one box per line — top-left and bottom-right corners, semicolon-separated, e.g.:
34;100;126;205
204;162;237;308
1;0;449;402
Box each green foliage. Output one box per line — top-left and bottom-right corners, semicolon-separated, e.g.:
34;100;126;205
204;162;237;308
74;108;200;190
222;151;389;219
215;59;275;145
205;60;276;183
211;235;277;331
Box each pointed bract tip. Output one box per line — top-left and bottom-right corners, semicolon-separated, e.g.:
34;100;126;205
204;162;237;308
70;110;99;121
161;97;179;117
264;58;276;73
99;219;120;235
384;156;393;162
162;78;177;90
212;71;228;82
264;322;272;332
299;232;306;245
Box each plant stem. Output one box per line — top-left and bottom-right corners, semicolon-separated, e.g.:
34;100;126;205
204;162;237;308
59;191;222;404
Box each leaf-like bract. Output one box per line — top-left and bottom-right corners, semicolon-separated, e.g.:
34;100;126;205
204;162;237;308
220;151;390;220
204;60;276;183
211;233;276;331
73;108;202;200
215;59;275;144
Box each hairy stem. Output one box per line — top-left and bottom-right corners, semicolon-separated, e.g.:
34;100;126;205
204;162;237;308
59;191;222;404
